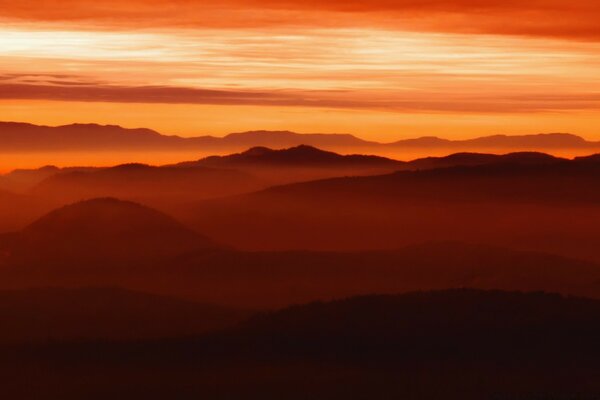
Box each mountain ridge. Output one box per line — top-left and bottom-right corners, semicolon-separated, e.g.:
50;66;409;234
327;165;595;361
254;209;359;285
1;121;599;153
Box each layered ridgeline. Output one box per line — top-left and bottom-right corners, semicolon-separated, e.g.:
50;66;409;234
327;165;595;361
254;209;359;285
0;144;589;200
1;198;600;308
183;155;600;264
2;149;600;264
1;121;600;156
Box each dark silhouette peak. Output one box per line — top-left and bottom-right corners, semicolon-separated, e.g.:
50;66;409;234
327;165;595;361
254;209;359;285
267;145;341;160
238;145;338;160
166;145;402;187
110;162;153;170
19;198;213;260
413;152;497;165
408;151;564;170
286;144;335;154
26;197;187;235
241;146;275;156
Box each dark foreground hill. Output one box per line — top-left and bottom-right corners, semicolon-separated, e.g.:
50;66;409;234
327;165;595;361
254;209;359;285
3;289;600;399
0;286;250;343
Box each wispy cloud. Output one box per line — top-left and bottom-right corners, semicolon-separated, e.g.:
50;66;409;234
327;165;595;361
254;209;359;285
1;0;599;40
2;80;600;113
1;2;600;138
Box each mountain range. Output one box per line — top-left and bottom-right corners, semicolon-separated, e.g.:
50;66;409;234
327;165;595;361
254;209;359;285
0;145;585;196
2;122;600;399
2;121;599;156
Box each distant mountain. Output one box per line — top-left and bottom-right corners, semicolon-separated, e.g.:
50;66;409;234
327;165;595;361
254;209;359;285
391;133;591;149
2;121;600;155
0;122;204;151
2;198;214;264
7;289;600;399
0;287;250;343
0;122;371;152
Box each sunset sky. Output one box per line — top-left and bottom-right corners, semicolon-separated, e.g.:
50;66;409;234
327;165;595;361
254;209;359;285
1;0;600;141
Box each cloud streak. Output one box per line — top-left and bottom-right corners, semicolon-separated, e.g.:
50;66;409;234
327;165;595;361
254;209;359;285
2;81;600;114
2;2;600;138
1;0;599;40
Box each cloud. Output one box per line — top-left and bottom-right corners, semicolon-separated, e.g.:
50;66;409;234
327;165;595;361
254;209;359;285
0;0;599;41
2;81;600;114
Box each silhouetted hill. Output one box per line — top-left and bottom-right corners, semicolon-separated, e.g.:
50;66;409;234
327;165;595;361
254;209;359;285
407;151;565;169
4;198;213;263
180;145;402;168
171;145;404;184
5;289;600;399
31;163;262;204
0;286;250;343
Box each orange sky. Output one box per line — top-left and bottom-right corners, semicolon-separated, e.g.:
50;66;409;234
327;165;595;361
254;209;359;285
1;0;600;141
